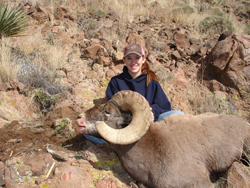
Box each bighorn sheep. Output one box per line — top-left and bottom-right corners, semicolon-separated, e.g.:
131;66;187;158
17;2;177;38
76;90;250;188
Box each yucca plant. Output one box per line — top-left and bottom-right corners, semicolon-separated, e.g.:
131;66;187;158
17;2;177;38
0;2;29;39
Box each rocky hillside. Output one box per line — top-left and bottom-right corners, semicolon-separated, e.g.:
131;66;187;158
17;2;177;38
0;0;250;187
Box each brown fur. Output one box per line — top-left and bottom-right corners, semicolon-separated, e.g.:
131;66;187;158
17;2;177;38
77;104;250;188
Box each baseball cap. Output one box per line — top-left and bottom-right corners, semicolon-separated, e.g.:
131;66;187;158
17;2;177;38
123;44;145;58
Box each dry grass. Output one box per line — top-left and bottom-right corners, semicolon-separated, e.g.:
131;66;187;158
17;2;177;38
0;91;41;126
40;42;65;83
228;13;246;33
0;102;32;126
187;82;239;115
0;38;20;82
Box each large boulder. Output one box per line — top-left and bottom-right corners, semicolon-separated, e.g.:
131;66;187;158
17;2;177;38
222;162;250;188
206;33;250;100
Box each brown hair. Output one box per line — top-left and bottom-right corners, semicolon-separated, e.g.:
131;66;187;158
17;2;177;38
141;60;159;86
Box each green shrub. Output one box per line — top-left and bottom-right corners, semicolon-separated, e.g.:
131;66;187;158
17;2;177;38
238;5;244;11
213;7;224;16
54;119;74;138
244;24;250;35
0;2;29;39
89;8;105;19
87;18;98;30
199;16;235;36
34;91;59;113
247;9;250;14
172;6;195;15
77;17;100;31
198;3;211;13
205;0;227;5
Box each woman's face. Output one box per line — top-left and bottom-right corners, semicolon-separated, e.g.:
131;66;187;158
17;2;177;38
123;53;146;79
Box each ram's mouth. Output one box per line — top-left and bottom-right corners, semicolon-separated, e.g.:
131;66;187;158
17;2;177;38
76;125;86;134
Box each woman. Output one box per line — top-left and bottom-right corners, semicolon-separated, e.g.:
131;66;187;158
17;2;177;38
107;43;183;122
85;43;183;144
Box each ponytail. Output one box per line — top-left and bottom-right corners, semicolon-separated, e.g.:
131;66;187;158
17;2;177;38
141;60;159;86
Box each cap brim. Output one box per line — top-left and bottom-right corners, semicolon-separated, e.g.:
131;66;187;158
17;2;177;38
123;52;143;58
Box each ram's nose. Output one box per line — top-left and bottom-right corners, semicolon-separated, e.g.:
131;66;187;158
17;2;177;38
76;115;85;125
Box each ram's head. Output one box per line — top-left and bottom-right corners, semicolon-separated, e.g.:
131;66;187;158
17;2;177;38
76;90;152;145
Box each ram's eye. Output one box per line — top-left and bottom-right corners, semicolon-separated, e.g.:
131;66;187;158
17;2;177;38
104;109;110;114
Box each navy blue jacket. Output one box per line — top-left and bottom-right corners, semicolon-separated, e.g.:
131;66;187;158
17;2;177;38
106;66;171;121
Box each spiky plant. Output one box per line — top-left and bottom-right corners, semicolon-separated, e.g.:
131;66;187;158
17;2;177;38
0;2;29;39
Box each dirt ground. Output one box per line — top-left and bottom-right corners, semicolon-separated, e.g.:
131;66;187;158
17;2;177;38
0;106;135;188
0;121;82;163
0;101;81;161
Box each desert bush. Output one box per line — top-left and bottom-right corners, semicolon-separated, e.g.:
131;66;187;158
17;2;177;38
54;118;74;138
46;30;57;45
205;0;227;6
172;5;195;15
16;54;65;95
197;3;211;13
0;2;29;39
187;83;238;115
199;16;235;36
89;8;106;19
77;17;100;32
171;5;196;23
0;33;66;94
247;9;250;15
238;5;245;11
244;24;250;35
213;7;224;16
33;90;59;113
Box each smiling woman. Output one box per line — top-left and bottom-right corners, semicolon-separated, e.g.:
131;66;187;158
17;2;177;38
122;44;146;79
82;43;184;144
123;53;145;79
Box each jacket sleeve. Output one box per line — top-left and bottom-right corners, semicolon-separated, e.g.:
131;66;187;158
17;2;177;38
150;82;171;121
106;78;120;100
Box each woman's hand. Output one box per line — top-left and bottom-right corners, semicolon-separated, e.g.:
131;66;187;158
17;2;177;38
150;108;154;122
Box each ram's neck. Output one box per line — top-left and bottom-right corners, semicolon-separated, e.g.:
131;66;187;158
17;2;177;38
110;133;156;186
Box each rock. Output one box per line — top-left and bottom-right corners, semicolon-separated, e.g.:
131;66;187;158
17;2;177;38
207;33;250;99
218;31;233;41
65;12;78;21
52;26;66;33
199;46;208;56
174;31;190;49
54;7;68;20
4;154;54;187
51;163;92;188
189;44;200;54
46;145;69;161
163;46;171;53
71;32;85;41
208;79;226;92
81;44;107;58
0;162;6;187
172;68;189;90
171;50;182;61
103;18;114;28
190;38;201;45
225;162;250;188
97;56;111;66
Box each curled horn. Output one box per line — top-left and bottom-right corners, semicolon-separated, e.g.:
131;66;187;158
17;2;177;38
96;90;152;145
